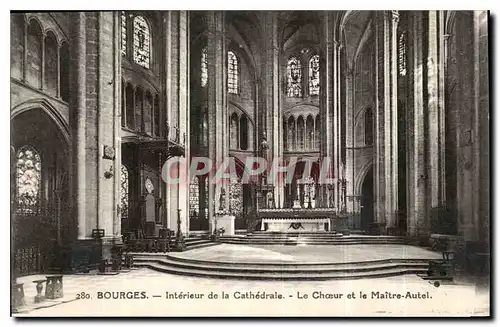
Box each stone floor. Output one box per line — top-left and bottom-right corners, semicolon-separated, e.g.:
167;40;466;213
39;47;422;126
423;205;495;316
171;243;443;263
13;268;490;317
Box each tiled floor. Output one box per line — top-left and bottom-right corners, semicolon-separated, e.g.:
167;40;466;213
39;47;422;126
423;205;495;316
171;243;443;263
13;268;489;317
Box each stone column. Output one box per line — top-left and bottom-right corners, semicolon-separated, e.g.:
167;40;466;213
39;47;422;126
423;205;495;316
94;12;122;241
261;12;283;207
334;41;342;210
390;11;399;228
111;12;123;238
374;11;399;228
206;11;228;232
177;11;190;233
427;11;446;209
320;11;335;209
344;68;355;214
473;11;489;248
69;12;87;239
406;12;428;238
162;11;172;229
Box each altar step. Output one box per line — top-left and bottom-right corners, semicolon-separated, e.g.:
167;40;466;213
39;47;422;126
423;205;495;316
219;235;407;246
249;232;344;238
133;253;430;280
184;238;219;251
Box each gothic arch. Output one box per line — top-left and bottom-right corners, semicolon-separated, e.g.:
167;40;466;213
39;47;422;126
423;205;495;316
24;13;69;44
228;101;255;126
355;158;374;196
11;99;70;146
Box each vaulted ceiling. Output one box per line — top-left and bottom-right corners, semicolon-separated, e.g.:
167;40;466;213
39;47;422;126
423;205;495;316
339;11;373;70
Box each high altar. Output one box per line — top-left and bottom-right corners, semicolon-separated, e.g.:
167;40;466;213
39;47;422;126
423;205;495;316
258;208;336;232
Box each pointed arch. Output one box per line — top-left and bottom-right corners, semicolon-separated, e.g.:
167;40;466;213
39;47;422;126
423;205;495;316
11;99;70;145
230;112;239;149
27;18;43;88
44;31;58;96
11;14;24;80
355;159;374;195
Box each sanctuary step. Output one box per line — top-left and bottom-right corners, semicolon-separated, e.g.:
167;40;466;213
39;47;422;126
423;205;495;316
184;238;219;251
219;233;407;246
125;236;218;253
132;253;430;280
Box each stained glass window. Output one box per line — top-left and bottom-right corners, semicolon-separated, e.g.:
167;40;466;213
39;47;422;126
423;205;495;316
398;32;406;76
287;56;302;97
133;15;150;69
227;51;238;94
201;46;208;87
309;55;320;96
16;146;41;212
121;11;127;56
120;164;129;219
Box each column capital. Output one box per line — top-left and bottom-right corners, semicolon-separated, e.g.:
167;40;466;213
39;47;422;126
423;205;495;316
333;41;343;51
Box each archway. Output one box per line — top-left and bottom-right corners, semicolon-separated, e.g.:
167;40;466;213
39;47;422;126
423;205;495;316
360;166;374;231
11;107;70;275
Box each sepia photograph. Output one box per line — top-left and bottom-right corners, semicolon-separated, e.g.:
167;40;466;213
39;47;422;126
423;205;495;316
9;8;490;317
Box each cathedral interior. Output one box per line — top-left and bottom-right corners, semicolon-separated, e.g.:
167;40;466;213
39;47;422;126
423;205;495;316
10;11;489;284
